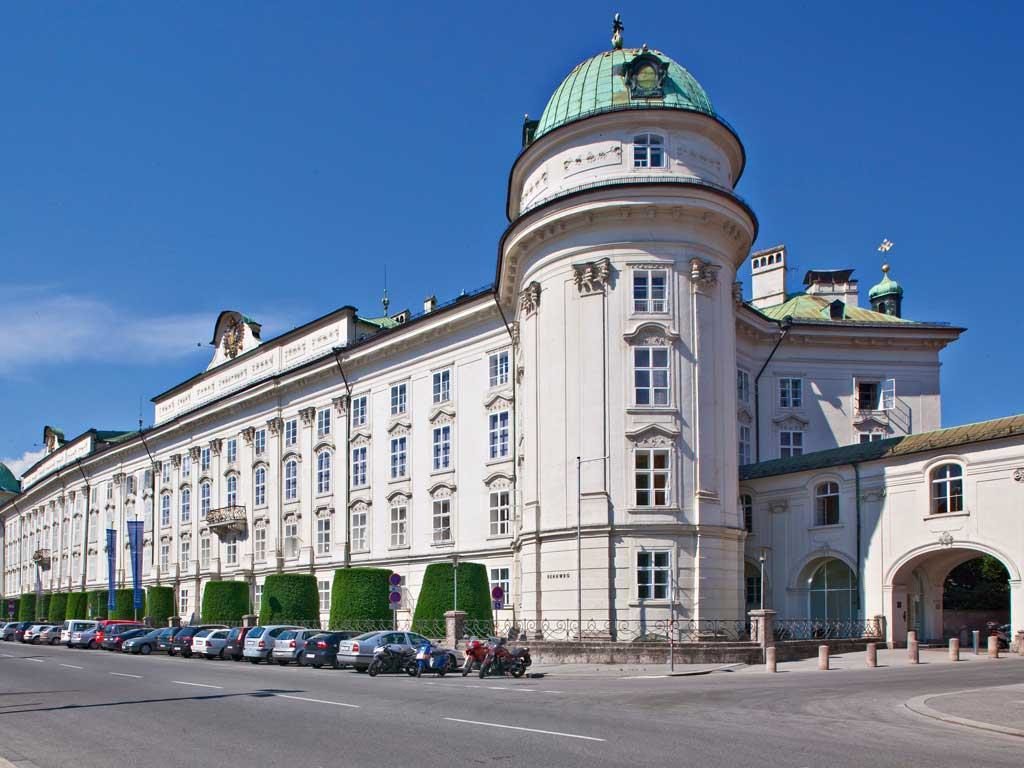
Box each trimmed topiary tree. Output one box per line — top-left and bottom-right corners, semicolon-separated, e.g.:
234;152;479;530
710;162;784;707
258;573;319;626
411;562;493;637
49;592;68;624
36;593;51;621
145;586;174;626
17;593;36;622
201;581;250;624
86;589;109;619
110;588;137;620
328;567;391;630
66;592;87;620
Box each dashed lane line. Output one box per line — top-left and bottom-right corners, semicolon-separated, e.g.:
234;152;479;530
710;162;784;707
443;717;605;742
171;681;223;689
272;694;359;709
110;672;142;678
60;664;83;669
23;658;44;663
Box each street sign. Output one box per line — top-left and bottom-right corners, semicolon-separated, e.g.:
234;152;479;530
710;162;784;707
389;591;402;604
490;586;504;601
389;572;402;607
492;599;504;610
6;600;13;618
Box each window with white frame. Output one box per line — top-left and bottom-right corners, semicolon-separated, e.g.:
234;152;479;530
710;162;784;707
284;520;299;558
200;447;211;472
432;369;451;403
389;502;408;547
432;499;452;544
634;449;670;506
284;459;298;501
737;369;750;404
634;346;670;406
489;351;509;388
930;463;964;515
316;516;331;555
351;446;368;487
159;543;169;572
858;432;885;444
160;494;171;527
740;493;753;533
317;451;332;494
161;461;171;484
814;482;840;526
738;424;752;465
180;538;190;566
633;133;665;168
254;583;262;613
489;490;511;537
432;425;451;471
226;438;237;464
285;419;298;447
317;408;331;437
779;431;803;458
179;588;189;617
200;536;210;569
254;467;266;507
351;505;368;552
779;378;803;408
226;475;237;507
632;268;668;313
351;395;368;428
226;539;237;565
182;455;191;479
490;567;510;603
200;482;211;519
254;428;266;456
254;527;267;561
489;411;510;459
390;437;407;479
318;579;331;612
636;550;670;600
390;383;407;416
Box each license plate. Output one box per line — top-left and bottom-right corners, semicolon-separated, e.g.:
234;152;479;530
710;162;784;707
305;653;315;658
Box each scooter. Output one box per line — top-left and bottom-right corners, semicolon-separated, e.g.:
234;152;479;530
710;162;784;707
367;643;416;677
415;640;454;677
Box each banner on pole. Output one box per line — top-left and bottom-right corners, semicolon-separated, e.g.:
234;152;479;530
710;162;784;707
106;528;117;612
127;521;144;611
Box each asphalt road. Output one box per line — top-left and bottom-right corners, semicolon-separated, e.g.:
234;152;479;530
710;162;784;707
0;642;1021;768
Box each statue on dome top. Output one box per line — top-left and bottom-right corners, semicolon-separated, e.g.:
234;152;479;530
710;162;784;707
611;13;624;50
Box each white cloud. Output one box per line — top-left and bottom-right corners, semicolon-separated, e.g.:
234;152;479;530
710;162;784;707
0;447;46;479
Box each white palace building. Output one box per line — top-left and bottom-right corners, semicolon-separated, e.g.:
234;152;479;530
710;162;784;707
2;22;1021;647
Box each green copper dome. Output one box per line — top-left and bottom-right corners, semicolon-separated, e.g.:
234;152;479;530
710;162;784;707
0;462;20;494
868;266;904;301
534;46;715;140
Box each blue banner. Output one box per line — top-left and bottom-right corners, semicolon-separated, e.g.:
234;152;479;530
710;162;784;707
127;520;144;611
106;528;117;612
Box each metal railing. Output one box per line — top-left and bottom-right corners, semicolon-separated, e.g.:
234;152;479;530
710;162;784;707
773;618;882;641
206;505;247;534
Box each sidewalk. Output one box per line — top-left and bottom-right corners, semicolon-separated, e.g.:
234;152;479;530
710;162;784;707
529;662;734;678
906;682;1024;737
737;646;1024;674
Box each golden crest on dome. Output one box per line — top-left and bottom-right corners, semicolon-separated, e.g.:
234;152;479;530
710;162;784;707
222;317;245;359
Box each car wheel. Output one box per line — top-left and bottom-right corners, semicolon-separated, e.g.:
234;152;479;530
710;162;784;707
248;657;260;664
88;640;98;650
218;649;225;660
355;666;367;673
140;644;152;655
312;662;323;669
276;659;289;666
168;649;176;657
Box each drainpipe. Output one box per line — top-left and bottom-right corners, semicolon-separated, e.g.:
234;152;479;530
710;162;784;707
753;316;792;462
331;348;354;568
853;461;863;618
492;293;518;611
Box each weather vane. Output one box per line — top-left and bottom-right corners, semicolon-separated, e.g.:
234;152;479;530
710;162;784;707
611;13;624;50
877;238;894;272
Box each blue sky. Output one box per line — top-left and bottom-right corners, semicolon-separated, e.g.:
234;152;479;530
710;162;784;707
1;2;1020;475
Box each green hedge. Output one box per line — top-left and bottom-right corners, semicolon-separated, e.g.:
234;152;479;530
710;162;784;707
66;592;87;620
201;581;250;624
4;597;19;622
109;588;138;620
145;586;175;626
86;589;109;619
258;573;319;626
411;562;492;636
36;593;51;622
17;593;36;622
329;568;391;629
49;592;68;624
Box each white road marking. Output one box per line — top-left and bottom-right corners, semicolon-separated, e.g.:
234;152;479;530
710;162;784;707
444;717;605;742
619;674;667;679
110;672;142;678
23;658;44;663
0;653;12;658
542;690;562;694
60;664;83;669
171;681;223;689
273;694;359;709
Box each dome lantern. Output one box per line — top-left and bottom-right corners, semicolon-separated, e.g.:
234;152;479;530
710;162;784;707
868;264;904;318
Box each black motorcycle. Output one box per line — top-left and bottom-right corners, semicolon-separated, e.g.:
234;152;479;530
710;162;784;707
367;643;416;677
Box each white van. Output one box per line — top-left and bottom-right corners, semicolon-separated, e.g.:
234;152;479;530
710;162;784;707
63;620;97;646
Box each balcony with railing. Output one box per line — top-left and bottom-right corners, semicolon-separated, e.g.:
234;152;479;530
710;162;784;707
206;505;247;536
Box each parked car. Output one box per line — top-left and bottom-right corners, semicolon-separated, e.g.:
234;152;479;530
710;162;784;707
13;622;37;643
64;621;97;647
22;624;50;643
271;628;321;666
1;622;19;641
122;628;163;655
156;626;183;654
101;627;150;651
95;620;144;647
303;631;360;669
37;625;62;645
336;631;434;672
221;626;251;661
170;625;227;658
193;628;231;659
243;625;302;663
69;626;101;649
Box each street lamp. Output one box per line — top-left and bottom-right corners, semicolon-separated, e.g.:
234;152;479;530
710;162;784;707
576;455;609;640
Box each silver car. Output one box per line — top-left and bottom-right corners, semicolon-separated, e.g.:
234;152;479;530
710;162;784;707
63;620;96;645
0;622;17;641
70;626;101;649
38;625;62;645
336;630;433;672
243;625;301;663
271;629;320;666
23;624;49;643
193;628;231;659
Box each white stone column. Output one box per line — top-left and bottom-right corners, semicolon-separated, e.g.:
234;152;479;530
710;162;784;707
300;406;316;566
267;417;284;570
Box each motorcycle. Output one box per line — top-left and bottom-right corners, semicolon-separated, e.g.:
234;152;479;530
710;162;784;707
367;644;416;677
478;638;528;678
415;641;455;677
461;637;490;676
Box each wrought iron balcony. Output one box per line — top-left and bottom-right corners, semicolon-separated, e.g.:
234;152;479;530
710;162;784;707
32;549;52;568
206;505;247;535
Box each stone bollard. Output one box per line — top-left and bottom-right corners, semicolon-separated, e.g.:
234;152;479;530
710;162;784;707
988;635;1000;659
1018;631;1024;657
949;637;959;662
765;646;777;673
818;644;829;671
866;643;877;668
906;629;917;651
909;640;919;664
972;629;980;655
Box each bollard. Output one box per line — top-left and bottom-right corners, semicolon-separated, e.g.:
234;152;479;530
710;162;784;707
988;635;1000;659
765;646;777;673
818;644;829;671
972;629;980;655
909;640;919;664
949;637;959;662
866;642;877;668
906;630;917;651
1018;631;1024;657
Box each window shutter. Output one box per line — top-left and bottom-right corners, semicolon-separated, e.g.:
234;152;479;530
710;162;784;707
880;379;896;410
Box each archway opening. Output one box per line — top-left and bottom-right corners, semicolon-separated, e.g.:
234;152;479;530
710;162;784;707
943;555;1010;643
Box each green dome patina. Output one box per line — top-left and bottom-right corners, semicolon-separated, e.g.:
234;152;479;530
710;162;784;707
868;265;904;301
0;462;20;494
534;46;715;140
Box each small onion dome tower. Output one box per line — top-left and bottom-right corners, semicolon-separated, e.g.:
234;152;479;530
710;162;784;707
869;264;904;317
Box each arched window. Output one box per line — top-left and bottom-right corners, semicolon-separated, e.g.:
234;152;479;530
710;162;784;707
930;463;963;515
808;559;856;621
284;460;298;501
180;488;191;523
160;494;171;527
200;482;211;520
226;475;237;507
814;482;840;526
739;494;753;533
633;133;664;168
254;467;266;507
316;451;332;495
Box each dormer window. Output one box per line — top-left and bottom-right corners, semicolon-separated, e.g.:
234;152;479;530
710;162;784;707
930;464;963;515
633;134;664;169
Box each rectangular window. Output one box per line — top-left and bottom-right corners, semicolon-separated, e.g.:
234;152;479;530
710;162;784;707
857;380;879;411
159;544;169;572
318;579;330;612
636;550;670;600
635;449;670;507
200;483;211;519
740;494;753;533
226;438;237;464
317;408;332;437
254;584;262;613
254;469;266;506
180;539;191;566
858;432;885;444
632;268;668;313
737;369;750;404
880;378;896;411
633;133;664;169
432;369;451;403
432;426;451;471
779;378;803;408
254;428;266;456
316;452;332;495
200;536;210;569
285;419;297;447
160;495;171;527
179;588;189;617
489;491;511;537
351;446;368;487
779;431;803;458
284;461;298;501
432;499;452;544
182;455;191;479
254;528;266;561
490;567;510;604
488;411;510;460
316;517;331;555
200;447;211;472
161;461;171;484
351;507;368;552
284;521;299;559
389;504;407;548
351;395;368;428
226;539;237;566
390;383;407;416
390;436;408;479
126;475;136;496
634;347;670;406
489;351;509;388
738;425;752;466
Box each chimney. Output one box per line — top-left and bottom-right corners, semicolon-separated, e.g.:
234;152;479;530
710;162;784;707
749;245;788;308
423;295;437;313
803;269;859;307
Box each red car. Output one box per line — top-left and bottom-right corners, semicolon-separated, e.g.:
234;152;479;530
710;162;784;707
94;620;144;646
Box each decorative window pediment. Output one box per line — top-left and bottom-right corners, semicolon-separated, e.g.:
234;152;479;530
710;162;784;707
484;393;513;413
314;440;334;454
385;489;410;504
429;481;457;499
623;321;678;346
773;414;810;430
429;406;456;426
387;420;411;437
349;499;371;512
484;471;513;491
282;451;302;464
350;431;372;447
253;516;270;529
284;511;300;524
315;506;333;519
737;407;753;425
625;423;679;449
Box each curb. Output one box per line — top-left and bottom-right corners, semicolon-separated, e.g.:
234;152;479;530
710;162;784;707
905;686;1024;739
